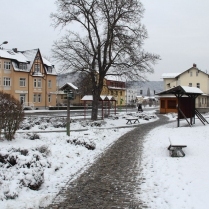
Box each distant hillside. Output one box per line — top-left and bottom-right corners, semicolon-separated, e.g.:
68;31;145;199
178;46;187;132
57;73;79;87
129;81;164;96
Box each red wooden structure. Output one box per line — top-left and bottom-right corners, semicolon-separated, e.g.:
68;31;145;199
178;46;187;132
157;86;209;127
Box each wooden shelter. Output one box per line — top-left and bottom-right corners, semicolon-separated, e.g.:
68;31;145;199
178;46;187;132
157;85;209;127
81;95;116;119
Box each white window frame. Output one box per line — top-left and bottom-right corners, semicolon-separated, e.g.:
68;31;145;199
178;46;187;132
34;64;40;73
48;94;51;103
33;94;36;103
34;78;42;88
4;77;11;86
19;63;27;70
4;61;11;70
197;83;200;88
189;83;192;87
190;71;193;77
37;94;41;103
20;78;26;87
48;80;52;88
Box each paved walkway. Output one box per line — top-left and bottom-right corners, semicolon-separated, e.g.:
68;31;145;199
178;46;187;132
45;114;170;209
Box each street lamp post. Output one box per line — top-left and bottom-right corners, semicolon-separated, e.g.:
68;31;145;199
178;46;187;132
0;41;8;47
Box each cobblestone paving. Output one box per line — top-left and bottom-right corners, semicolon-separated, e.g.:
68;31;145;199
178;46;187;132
45;114;169;209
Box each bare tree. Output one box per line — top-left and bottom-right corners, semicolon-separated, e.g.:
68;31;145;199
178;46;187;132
75;72;93;97
51;0;160;120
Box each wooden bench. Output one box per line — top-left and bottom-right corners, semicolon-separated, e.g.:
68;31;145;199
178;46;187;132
126;118;140;124
168;144;187;157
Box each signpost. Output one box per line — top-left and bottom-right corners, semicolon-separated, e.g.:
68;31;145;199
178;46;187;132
64;89;74;136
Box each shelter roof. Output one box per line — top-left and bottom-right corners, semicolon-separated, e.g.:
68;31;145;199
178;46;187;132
156;85;203;96
81;95;116;101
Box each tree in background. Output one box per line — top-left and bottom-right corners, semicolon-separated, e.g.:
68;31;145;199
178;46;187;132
0;92;24;141
75;72;93;97
51;0;160;120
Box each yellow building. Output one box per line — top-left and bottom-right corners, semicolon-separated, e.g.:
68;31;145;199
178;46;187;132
103;76;126;106
0;48;57;109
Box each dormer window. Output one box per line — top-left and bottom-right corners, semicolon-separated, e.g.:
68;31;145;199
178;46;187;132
34;64;40;73
19;63;27;70
48;66;52;73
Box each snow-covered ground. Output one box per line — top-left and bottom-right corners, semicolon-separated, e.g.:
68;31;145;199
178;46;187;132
0;110;157;209
1;109;209;209
137;113;209;209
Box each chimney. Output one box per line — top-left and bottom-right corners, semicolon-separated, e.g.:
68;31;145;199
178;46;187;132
12;48;18;53
193;63;197;67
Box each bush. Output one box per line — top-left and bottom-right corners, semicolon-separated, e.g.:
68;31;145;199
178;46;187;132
0;91;24;140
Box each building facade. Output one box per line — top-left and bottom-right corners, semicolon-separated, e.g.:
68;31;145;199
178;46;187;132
160;63;209;113
0;48;57;109
103;77;126;106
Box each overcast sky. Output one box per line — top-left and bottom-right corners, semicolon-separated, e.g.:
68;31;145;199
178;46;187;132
1;0;209;81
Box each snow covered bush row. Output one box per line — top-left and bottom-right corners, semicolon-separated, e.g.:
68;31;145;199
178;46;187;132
0;146;51;200
19;117;73;130
67;136;96;150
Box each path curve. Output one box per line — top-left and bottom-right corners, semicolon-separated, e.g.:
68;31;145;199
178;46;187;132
46;114;170;209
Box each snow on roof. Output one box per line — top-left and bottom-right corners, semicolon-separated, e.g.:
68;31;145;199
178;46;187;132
59;82;78;90
161;73;180;78
181;86;203;94
42;57;52;67
0;49;29;63
105;75;124;81
81;95;116;101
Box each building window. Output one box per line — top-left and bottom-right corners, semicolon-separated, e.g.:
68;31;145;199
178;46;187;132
140;90;143;95
196;71;199;76
34;78;42;88
33;94;41;103
34;64;40;73
20;94;25;104
111;91;113;95
19;63;27;70
190;71;193;77
38;94;41;102
48;94;51;103
197;83;200;88
4;77;11;86
33;94;36;103
4;61;11;70
20;78;26;87
120;91;122;96
48;67;52;73
189;83;192;87
48;80;52;88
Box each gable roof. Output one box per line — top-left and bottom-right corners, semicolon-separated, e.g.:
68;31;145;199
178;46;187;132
0;48;57;75
162;64;209;79
156;85;203;96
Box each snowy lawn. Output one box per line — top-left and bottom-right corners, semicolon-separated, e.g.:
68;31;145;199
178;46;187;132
0;110;157;209
137;113;209;209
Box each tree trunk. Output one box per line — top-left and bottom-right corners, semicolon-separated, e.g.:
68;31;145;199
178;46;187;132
91;88;101;120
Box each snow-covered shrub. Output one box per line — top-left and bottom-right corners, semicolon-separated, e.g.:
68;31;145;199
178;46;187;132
0;146;51;199
27;133;40;140
67;137;96;150
0;91;24;140
80;120;106;127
